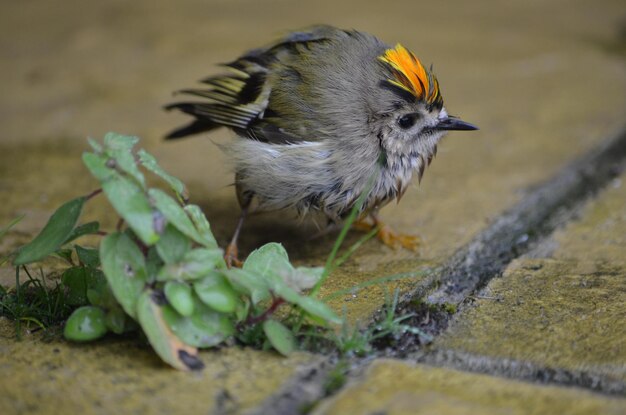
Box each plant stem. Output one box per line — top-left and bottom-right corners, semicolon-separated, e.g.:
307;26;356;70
333;226;379;269
244;297;285;326
14;266;21;340
85;188;103;201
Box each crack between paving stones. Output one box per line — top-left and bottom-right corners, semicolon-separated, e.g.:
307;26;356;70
244;357;339;415
412;349;626;397
251;126;626;413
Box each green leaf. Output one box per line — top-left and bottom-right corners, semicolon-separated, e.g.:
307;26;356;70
83;149;158;245
62;266;104;306
156;224;191;265
243;243;291;279
162;298;233;348
104;307;129;335
270;282;302;304
156;248;224;281
104;174;158;245
235;297;250;322
137;149;187;200
82;152;115;181
86;279;117;309
103;132;140;150
55;248;74;264
145;246;163;281
164;281;194;317
222;268;271;305
13;196;86;265
64;306;108;342
263;276;341;325
263;319;295;356
184;205;218;249
291;266;324;291
62;267;90;305
243;243;292;294
193;273;241;313
99;232;148;318
293;295;342;325
148;189;207;245
75;245;100;268
103;133;145;188
87;137;103;153
63;221;100;245
136;289;204;371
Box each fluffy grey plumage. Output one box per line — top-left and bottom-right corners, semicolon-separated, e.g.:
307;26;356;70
166;25;477;244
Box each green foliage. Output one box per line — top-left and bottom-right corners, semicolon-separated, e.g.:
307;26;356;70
322;290;432;357
4;132;425;370
263;319;296;356
0;266;76;339
13;197;86;265
63;306;107;342
6;133;341;369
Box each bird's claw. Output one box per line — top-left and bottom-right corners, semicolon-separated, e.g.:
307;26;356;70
377;225;421;251
353;219;421;251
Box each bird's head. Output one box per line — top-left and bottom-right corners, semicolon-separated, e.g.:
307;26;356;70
373;44;477;163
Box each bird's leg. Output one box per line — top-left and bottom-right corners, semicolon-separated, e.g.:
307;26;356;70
226;179;252;268
225;205;247;268
353;211;421;251
309;220;343;240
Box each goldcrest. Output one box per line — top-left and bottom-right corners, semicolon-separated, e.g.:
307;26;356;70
166;25;478;265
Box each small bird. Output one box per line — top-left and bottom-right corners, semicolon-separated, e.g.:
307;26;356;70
166;25;477;265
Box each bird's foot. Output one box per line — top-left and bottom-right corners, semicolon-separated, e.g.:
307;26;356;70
224;243;243;268
377;224;421;251
353;219;421;251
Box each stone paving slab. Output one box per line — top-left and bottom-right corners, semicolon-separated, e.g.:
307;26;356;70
0;319;321;415
312;359;626;415
434;173;626;384
436;258;626;381
551;178;626;266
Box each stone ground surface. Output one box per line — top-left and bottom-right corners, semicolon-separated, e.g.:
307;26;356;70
1;0;625;414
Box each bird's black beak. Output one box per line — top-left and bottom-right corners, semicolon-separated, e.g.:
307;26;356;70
435;117;479;131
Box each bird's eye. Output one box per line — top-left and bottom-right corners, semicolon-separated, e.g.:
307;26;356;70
398;113;419;129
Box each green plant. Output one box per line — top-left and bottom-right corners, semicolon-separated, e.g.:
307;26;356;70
8;133;341;370
0;266;76;339
4;132;431;370
328;289;432;357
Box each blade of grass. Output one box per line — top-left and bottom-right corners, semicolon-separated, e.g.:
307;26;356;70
18;316;46;332
14;266;21;339
0;214;24;240
0;215;25;267
332;226;379;269
310;171;378;298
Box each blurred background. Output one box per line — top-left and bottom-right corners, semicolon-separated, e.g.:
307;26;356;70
1;0;624;281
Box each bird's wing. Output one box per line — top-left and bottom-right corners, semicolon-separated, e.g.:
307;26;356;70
165;26;343;142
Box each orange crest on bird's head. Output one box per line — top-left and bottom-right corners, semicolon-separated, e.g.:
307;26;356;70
379;44;443;108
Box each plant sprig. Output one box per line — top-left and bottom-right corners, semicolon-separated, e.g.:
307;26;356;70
5;133;340;370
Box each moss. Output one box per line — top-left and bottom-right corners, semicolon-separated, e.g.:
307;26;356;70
441;302;457;314
0;319;319;414
314;360;626;414
437;259;626;381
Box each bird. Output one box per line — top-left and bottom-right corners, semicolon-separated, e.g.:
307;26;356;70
165;25;478;266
